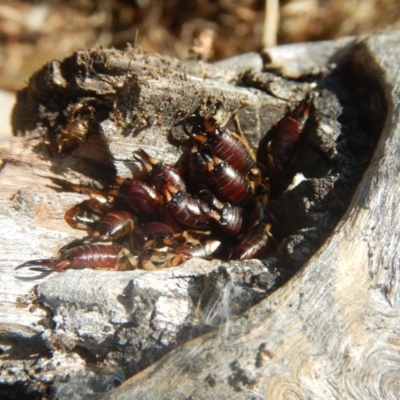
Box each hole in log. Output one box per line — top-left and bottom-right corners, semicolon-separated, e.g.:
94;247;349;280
9;45;387;395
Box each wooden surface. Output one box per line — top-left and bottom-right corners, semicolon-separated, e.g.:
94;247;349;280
0;31;397;399
104;32;400;399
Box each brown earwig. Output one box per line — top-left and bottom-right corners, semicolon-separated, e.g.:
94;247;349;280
16;244;134;273
94;211;137;240
200;190;247;236
133;222;175;249
166;190;217;229
187;146;210;194
185;116;258;175
133;149;186;197
172;240;221;261
267;94;314;174
56;115;91;153
201;152;255;206
230;221;275;261
64;196;112;231
118;178;164;215
139;240;221;270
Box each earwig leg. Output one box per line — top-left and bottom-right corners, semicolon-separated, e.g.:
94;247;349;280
169;254;186;267
116;247;139;270
232;113;257;162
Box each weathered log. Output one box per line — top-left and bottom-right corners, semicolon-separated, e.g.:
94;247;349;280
0;31;393;398
104;32;400;399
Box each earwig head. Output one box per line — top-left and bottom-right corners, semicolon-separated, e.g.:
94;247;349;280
182;115;217;138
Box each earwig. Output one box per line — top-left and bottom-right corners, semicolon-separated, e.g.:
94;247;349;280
133;149;186;197
64;196;112;231
139;240;221;270
200;190;247;236
187;146;210;194
56;115;91;153
201;152;255;206
167;191;217;229
16;244;133;273
118;178;164;215
268;95;314;173
230;222;275;260
94;211;137;240
172;240;221;260
185;116;258;175
133;222;175;249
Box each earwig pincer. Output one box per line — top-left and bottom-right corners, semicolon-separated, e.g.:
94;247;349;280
200;190;247;236
64;192;113;231
187;146;210;194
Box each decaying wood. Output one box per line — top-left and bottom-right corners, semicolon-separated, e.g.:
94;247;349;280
0;32;394;398
104;32;400;399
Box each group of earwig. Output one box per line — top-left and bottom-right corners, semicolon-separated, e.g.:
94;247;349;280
16;92;315;276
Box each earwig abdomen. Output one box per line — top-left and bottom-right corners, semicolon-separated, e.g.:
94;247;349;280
203;153;255;206
167;191;213;229
270;99;312;169
200;190;247;235
120;179;163;215
151;163;186;196
204;129;257;175
132;149;186;197
219;203;247;236
188;150;210;193
61;244;124;270
172;240;221;260
230;223;274;260
133;222;175;248
56;116;90;153
96;211;137;239
188;117;257;175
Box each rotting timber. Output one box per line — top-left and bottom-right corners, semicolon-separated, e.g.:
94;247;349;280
1;33;390;398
